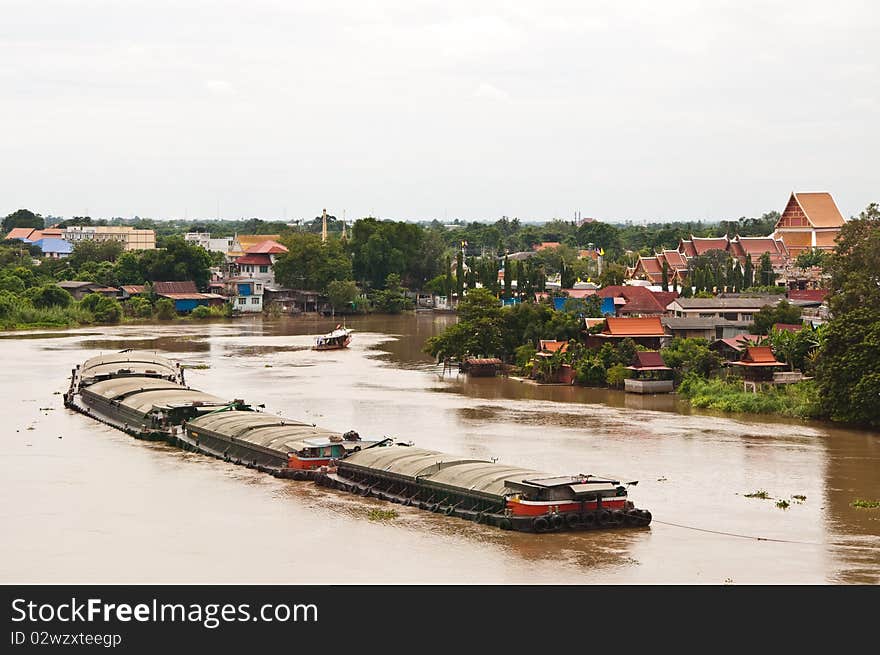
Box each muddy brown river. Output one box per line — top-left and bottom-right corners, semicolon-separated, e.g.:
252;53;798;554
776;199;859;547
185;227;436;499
1;314;877;583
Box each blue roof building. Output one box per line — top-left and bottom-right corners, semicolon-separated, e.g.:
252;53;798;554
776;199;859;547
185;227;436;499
33;238;73;258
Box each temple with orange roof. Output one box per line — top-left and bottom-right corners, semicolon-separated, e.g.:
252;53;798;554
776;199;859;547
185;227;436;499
772;192;846;257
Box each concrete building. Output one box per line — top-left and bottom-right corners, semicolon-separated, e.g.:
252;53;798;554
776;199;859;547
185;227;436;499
666;296;782;323
184;232;235;253
64;225;155;250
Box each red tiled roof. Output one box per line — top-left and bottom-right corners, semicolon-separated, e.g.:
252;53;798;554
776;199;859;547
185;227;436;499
538;340;569;353
153;281;198;294
245;239;288;254
602;316;666;337
738;346;780;365
788;289;828;302
599;286;675;315
120;285;146;295
628;351;669;369
652;291;679;309
5;227;36;240
661;250;687;268
691;236;730;255
638;257;663;274
679;239;697;257
236;253;272;265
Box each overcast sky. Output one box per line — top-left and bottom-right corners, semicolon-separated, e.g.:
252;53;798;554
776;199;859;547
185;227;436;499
2;1;878;223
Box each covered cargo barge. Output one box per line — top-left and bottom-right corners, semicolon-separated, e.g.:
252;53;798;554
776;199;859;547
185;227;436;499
65;350;652;533
65;351;250;439
318;443;652;532
180;410;380;476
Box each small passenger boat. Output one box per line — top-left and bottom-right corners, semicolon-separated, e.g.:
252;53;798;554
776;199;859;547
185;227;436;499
313;325;352;351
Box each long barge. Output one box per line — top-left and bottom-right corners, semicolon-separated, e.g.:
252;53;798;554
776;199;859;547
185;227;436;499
64;350;652;533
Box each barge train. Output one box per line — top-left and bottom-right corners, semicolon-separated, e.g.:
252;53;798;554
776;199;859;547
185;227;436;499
64;350;652;533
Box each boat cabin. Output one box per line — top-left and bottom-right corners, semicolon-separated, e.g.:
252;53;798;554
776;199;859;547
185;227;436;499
288;436;349;469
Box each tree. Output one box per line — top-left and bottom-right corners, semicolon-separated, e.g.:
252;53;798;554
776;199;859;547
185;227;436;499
274;233;352;291
598;263;625;287
139;237;213;289
661;337;723;379
327;280;359;312
743;254;754;289
2;209;44;233
815;203;880;426
661;260;669;292
749;300;802;335
796;248;826;270
455;250;464;298
68;240;123;269
114;252;144;285
371;273;409;314
758;252;775;286
80;293;122;322
503;255;511;299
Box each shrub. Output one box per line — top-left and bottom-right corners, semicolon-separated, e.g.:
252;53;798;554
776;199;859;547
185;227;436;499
606;363;630;388
31;285;73;309
126;296;153;318
0;290;18;318
155;298;176;320
514;344;537;370
79;294;121;323
576;360;606;386
190;305;212;319
677;374;821;419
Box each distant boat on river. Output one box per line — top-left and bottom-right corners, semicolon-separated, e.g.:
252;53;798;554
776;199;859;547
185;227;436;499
313;325;353;351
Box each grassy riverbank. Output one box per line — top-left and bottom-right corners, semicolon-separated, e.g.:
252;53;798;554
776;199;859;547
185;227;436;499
677;374;822;420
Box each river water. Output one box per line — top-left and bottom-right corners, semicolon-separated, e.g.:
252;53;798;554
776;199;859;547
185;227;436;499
1;314;877;584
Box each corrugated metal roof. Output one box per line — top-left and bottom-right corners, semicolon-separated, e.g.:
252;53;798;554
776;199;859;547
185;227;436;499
153;281;198;294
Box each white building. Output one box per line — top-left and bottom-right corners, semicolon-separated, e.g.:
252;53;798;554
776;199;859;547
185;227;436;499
184;232;235;253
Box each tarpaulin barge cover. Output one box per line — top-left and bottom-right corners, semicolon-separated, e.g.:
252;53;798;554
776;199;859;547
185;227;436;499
182;410;377;474
318;443;652;533
65;351;250;439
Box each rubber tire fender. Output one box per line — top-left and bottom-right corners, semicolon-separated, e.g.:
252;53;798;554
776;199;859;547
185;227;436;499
596;510;611;526
581;512;597;527
533;516;550;533
565;513;581;529
611;510;626;525
550;513;564;530
498;518;513;531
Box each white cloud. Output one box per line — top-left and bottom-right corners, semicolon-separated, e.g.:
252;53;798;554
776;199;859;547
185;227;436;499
204;80;235;96
473;82;510;102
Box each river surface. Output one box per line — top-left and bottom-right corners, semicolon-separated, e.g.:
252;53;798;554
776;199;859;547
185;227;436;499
1;314;877;584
